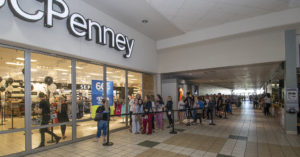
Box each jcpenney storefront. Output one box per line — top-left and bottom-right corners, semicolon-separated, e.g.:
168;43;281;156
0;0;157;156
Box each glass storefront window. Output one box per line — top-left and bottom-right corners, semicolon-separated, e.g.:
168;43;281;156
106;67;126;130
31;53;72;127
128;71;142;98
32;126;72;149
31;53;72;148
143;74;154;96
0;131;25;156
0;47;25;131
76;62;103;138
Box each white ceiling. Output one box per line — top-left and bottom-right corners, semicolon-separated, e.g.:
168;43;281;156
83;0;300;40
163;62;284;89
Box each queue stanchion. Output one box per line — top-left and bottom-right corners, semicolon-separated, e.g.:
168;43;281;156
103;113;113;146
169;110;177;134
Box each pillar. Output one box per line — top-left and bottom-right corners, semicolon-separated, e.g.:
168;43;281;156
284;29;298;134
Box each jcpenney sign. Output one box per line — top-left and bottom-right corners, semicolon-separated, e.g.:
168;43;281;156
0;0;135;58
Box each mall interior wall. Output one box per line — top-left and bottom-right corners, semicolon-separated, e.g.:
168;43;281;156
157;29;285;73
0;0;158;73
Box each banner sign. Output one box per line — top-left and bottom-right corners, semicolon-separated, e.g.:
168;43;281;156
91;80;114;118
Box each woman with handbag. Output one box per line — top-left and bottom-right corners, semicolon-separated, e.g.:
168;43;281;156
57;96;69;139
94;99;109;143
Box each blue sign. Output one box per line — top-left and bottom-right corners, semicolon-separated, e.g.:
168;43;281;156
91;80;114;106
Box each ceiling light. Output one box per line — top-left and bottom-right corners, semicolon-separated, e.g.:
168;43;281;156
6;62;24;66
107;72;113;74
61;73;68;75
130;79;137;81
31;69;37;72
142;19;148;23
56;69;68;72
89;73;102;76
16;58;37;62
61;79;67;81
128;74;134;77
68;66;83;69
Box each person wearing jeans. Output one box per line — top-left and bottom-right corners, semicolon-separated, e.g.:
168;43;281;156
95;99;109;143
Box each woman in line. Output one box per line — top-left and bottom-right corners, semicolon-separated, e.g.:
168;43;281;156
155;95;164;130
131;99;141;134
57;96;69;139
150;95;156;132
142;95;153;134
95;99;109;143
178;96;186;124
166;96;173;128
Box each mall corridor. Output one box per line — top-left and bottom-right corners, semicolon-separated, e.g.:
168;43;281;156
25;101;300;157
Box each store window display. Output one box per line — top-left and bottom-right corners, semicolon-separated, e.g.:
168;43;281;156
0;47;25;156
31;53;72;148
106;67;126;130
76;62;103;138
128;71;142;98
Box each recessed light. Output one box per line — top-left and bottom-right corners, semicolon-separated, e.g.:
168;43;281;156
142;19;148;23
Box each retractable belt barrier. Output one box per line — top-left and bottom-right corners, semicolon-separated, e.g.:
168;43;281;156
102;108;224;146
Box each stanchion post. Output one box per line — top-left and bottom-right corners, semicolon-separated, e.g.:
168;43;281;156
103;113;113;146
169;110;177;134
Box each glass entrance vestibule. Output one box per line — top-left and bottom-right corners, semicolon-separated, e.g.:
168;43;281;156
0;44;154;156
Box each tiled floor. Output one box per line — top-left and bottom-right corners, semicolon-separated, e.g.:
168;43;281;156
24;101;300;157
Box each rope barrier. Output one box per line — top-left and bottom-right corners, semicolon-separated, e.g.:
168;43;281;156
102;107;229;146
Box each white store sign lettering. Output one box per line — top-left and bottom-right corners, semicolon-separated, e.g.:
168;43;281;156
1;0;135;58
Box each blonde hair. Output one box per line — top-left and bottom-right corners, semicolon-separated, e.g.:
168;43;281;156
168;96;172;101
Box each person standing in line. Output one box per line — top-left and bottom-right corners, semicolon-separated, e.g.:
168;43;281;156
178;96;186;124
192;96;199;125
128;96;134;132
95;99;109;143
184;92;194;126
217;93;223;118
131;99;140;134
36;92;61;148
204;95;209;119
196;96;204;125
155;94;164;130
264;93;271;116
166;96;173;128
57;96;69;139
208;95;216;125
138;99;144;132
142;95;153;134
150;95;156;131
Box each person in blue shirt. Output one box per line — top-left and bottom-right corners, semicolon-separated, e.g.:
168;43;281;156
194;96;203;125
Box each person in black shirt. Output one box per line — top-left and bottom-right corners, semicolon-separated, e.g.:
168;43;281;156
184;92;193;126
37;92;61;148
57;96;69;139
166;96;173;128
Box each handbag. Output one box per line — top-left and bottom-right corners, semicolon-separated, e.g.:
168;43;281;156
94;112;104;121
